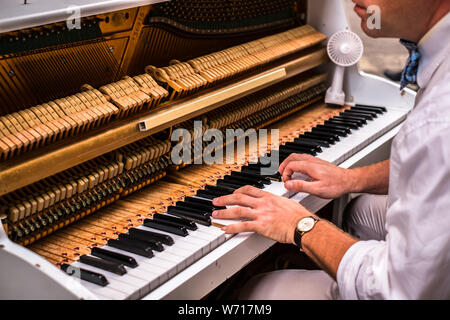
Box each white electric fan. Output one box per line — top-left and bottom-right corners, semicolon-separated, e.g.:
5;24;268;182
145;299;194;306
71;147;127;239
325;30;364;106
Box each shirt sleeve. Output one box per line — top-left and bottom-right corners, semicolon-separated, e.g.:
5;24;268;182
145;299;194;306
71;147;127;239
337;121;450;300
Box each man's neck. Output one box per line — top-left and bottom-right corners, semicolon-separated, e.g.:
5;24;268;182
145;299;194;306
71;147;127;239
414;2;450;42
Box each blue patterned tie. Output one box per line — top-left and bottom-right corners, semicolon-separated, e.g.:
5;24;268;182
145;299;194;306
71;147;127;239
400;39;421;90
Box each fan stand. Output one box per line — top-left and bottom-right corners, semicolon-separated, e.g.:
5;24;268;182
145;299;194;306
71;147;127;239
326;65;346;106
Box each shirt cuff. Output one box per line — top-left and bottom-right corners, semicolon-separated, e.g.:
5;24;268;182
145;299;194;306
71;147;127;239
336;240;382;300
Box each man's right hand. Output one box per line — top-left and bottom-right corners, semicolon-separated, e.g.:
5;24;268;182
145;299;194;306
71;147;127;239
278;154;357;199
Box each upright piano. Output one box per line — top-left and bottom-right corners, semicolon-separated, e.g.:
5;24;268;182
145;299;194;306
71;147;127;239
0;0;415;299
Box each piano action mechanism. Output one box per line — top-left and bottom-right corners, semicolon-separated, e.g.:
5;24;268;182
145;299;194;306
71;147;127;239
0;0;415;299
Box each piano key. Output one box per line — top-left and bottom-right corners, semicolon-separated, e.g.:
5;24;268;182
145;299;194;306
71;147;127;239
312;126;348;137
354;104;387;113
91;247;138;268
128;227;174;246
175;200;214;213
183;196;226;210
230;171;271;185
216;179;245;190
153;213;198;231
71;261;148;300
166;206;212;225
326;119;361;129
335;113;368;123
348;106;378;116
79;254;127;276
303;132;337;144
222;175;264;188
352;105;384;114
317;123;351;134
102;244;177;280
341;110;374;120
61;263;108;287
294;136;330;147
119;233;164;252
107;238;154;258
311;127;344;138
240;166;281;180
143;218;189;236
78;278;128;300
279;144;318;155
204;185;233;195
284;140;323;150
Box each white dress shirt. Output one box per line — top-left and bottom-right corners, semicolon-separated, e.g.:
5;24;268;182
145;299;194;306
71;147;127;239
337;12;450;299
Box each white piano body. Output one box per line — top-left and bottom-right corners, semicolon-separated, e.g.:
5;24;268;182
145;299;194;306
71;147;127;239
0;0;416;299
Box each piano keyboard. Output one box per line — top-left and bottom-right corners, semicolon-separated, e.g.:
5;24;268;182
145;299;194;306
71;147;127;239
60;104;407;299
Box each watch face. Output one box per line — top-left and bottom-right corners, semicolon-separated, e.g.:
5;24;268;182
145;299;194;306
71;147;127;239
297;217;315;232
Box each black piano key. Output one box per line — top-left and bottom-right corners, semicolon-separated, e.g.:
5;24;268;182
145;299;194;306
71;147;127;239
128;228;174;246
349;106;378;115
119;233;164;252
240;166;281;180
335;113;368;123
284;142;322;154
107;238;154;258
216;180;244;190
183;197;226;210
317;123;351;134
91;247;138;268
246;162;272;169
176;201;214;213
278;146;317;156
196;190;216;200
354;104;386;113
303;131;338;143
326;119;360;129
342;110;374;120
331;116;365;125
223;175;265;188
166;207;212;226
312;126;348;137
294;137;330;148
143;219;188;236
285;140;323;150
280;143;317;154
61;263;109;287
79;255;127;276
230;171;271;185
153;213;198;231
205;185;234;195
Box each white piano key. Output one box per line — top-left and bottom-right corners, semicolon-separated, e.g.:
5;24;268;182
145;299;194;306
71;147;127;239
72;261;146;300
100;244;177;284
80;279;128;300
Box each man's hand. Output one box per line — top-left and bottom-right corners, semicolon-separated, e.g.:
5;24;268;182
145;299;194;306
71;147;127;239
278;154;357;199
212;185;312;244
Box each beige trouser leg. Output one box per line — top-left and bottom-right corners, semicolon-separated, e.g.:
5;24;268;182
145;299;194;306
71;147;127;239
238;194;389;300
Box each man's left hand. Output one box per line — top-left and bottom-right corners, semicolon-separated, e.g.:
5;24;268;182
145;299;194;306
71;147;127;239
212;185;312;244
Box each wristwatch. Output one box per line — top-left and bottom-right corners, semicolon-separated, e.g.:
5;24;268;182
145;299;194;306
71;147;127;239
293;216;321;249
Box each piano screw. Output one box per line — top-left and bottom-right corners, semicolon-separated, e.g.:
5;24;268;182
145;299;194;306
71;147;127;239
8;70;15;77
109;46;115;53
74;253;80;256
62;253;67;256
